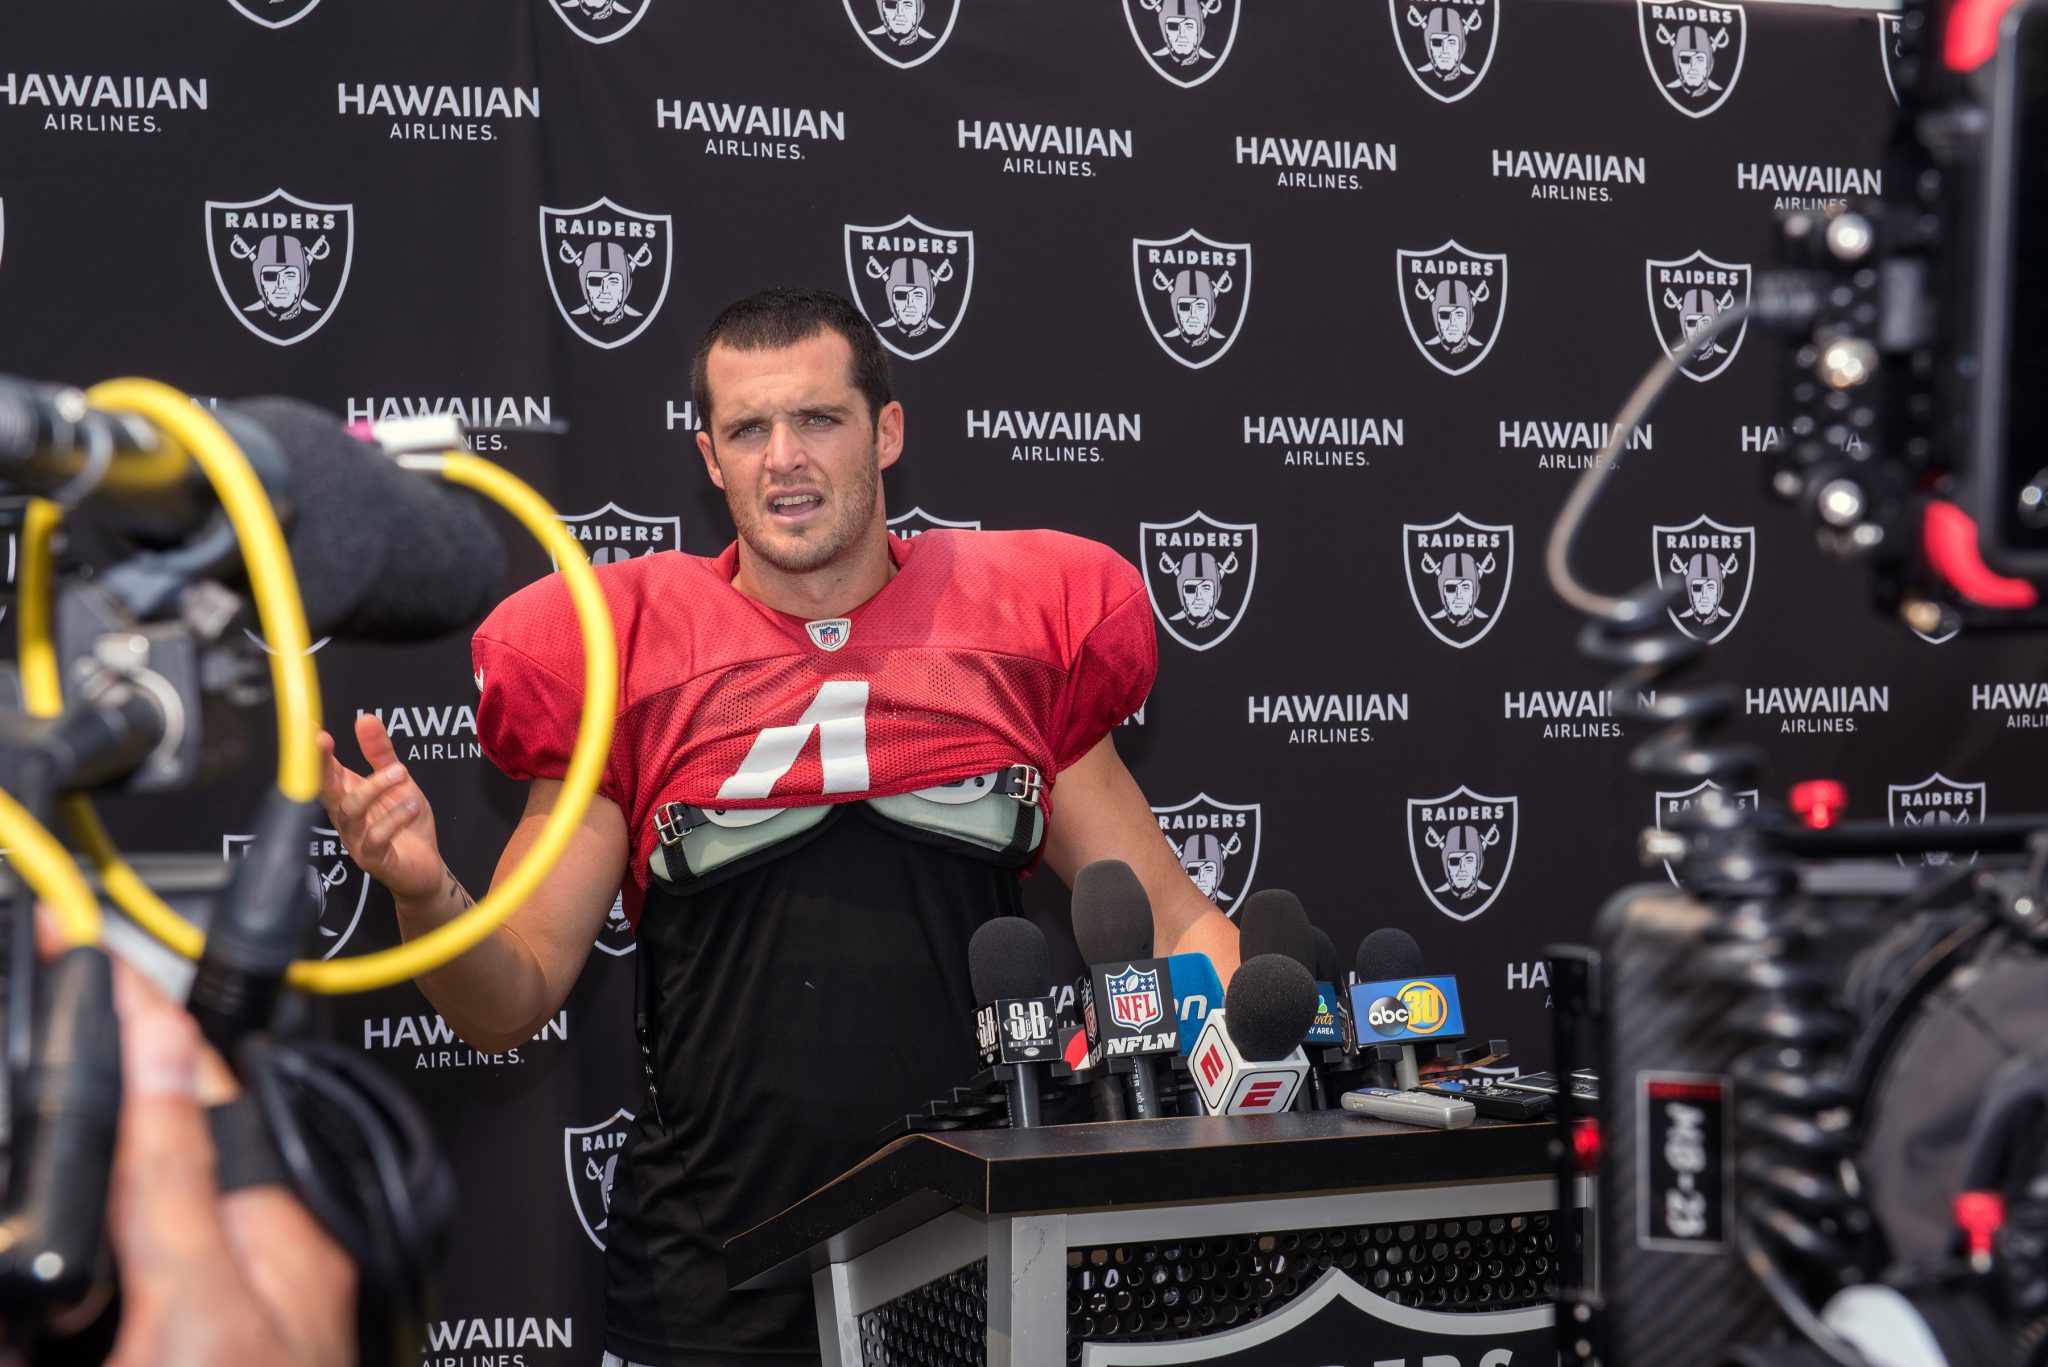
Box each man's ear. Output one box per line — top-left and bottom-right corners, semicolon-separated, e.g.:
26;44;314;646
876;400;905;473
696;429;726;490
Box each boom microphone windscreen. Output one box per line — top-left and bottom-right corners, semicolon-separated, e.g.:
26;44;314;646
1071;860;1154;966
968;916;1052;1004
1356;928;1423;985
1238;889;1315;973
228;397;507;641
1307;925;1343;986
1221;954;1319;1062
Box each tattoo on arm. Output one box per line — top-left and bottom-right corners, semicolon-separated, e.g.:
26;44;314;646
444;865;475;912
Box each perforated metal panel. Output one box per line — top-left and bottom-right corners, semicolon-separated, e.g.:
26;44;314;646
860;1259;989;1367
1065;1211;1560;1358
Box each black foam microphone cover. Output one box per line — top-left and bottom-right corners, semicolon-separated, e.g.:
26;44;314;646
1356;927;1423;984
1221;954;1319;1062
1307;925;1342;985
228;397;507;641
968;916;1052;1004
1071;860;1154;965
1238;889;1315;973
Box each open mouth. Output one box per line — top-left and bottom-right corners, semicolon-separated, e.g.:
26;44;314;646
767;492;824;524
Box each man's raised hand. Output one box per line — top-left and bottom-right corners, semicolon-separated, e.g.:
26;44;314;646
317;713;446;904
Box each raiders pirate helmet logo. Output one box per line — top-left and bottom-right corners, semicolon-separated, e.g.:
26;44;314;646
551;502;683;570
1139;512;1258;652
1391;0;1498;103
845;0;960;67
1888;773;1987;868
887;507;982;538
564;1108;636;1249
1646;251;1752;382
226;0;324;28
1397;241;1507;376
1407;786;1518;922
844;215;975;361
549;0;651;44
1653;780;1757;885
1638;0;1747;118
540;198;674;350
593;892;636;957
1123;0;1242;88
1152;793;1263;911
1653;515;1756;644
205;189;355;347
1879;13;1907;105
1402;514;1514;649
1133;230;1253;370
222;826;368;959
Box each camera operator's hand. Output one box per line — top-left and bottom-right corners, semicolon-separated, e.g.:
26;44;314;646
105;971;356;1367
318;712;445;904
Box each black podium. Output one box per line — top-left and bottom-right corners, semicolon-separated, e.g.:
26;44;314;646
728;1111;1579;1365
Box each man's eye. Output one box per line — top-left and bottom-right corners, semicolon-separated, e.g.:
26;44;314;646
806;415;837;427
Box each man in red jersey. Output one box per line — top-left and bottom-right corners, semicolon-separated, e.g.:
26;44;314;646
319;288;1239;1365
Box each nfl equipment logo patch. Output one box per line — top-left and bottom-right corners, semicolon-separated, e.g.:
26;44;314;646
1107;966;1164;1031
806;618;852;651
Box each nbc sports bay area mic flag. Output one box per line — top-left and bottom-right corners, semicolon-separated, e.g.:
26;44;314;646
1078;959;1179;1059
1350;977;1468;1045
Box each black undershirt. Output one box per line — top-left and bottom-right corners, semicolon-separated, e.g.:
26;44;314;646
603;806;1021;1365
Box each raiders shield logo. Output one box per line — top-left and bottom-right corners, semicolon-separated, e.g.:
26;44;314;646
1152;793;1262;910
1391;0;1499;103
222;826;367;959
1133;230;1252;370
1654;515;1755;644
548;0;650;44
1140;513;1257;652
1408;786;1518;922
887;507;982;539
1879;14;1907;105
1639;0;1747;118
205;189;354;347
564;1108;636;1249
1647;252;1751;382
1123;0;1241;88
551;502;683;570
226;0;323;27
1888;773;1987;868
845;216;974;361
845;0;960;68
1397;241;1506;376
1653;780;1758;885
541;199;673;350
593;892;636;958
1402;514;1513;649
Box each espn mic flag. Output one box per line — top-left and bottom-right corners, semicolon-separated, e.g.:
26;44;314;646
1187;1014;1309;1115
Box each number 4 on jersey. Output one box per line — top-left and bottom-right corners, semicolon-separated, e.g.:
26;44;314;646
715;681;871;800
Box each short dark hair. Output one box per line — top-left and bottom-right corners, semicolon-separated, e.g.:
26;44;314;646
690;287;894;433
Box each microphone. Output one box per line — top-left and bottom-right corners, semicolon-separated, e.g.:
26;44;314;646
1166;951;1224;1045
1305;924;1349;1051
1349;928;1467;1089
1186;954;1318;1116
0;380;506;643
1070;860;1177;1120
1240;890;1342;1105
221;397;507;641
967;917;1059;1129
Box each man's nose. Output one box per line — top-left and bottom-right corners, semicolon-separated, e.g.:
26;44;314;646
763;420;811;475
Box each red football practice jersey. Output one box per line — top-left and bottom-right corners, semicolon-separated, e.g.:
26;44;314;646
472;529;1156;918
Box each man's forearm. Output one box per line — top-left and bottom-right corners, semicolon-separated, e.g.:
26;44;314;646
393;866;555;1051
1160;893;1242;981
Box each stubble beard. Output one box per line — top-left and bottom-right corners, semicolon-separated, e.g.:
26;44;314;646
725;436;883;576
